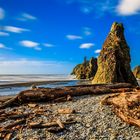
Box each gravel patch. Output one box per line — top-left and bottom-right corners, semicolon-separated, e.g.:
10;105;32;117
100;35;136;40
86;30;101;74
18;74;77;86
1;94;140;140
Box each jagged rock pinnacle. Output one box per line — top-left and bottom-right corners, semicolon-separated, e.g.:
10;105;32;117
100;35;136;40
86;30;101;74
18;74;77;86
92;22;138;86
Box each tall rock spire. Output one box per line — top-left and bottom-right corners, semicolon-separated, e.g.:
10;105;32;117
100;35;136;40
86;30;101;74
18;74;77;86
92;22;138;86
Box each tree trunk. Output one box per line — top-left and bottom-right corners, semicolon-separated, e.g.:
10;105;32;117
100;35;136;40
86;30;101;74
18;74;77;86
0;83;135;109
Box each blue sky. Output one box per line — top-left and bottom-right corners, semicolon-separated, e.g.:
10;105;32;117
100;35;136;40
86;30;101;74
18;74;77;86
0;0;140;74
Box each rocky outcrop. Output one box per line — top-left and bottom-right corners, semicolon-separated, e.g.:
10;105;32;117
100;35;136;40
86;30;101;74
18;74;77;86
92;22;138;86
71;57;97;79
133;66;140;79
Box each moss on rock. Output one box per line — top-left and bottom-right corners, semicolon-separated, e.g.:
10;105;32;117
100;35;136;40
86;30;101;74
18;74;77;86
133;66;140;79
71;57;97;79
92;22;138;86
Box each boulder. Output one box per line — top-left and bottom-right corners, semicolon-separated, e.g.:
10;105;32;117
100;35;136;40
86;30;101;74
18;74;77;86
92;22;138;86
133;65;140;79
71;57;97;79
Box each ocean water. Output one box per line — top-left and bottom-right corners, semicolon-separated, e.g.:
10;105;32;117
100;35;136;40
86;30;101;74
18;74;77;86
0;74;78;96
0;75;139;96
0;74;74;84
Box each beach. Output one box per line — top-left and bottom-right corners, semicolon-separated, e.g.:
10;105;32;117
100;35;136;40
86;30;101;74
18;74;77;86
0;93;140;139
0;75;140;139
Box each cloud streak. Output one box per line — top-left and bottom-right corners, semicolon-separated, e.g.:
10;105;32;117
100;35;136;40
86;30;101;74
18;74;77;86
80;43;94;49
0;43;6;49
17;13;37;21
65;0;117;16
3;26;30;33
94;49;101;53
83;27;92;36
20;40;41;51
0;32;10;36
43;43;54;47
0;8;5;20
66;35;83;40
0;43;12;50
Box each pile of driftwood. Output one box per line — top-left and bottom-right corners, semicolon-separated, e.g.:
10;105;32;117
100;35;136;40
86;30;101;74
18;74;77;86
102;87;140;127
0;83;140;139
0;83;135;109
0;105;76;139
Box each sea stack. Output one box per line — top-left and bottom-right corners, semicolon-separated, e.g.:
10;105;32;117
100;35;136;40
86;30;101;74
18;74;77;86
71;57;97;79
92;22;138;86
133;65;140;79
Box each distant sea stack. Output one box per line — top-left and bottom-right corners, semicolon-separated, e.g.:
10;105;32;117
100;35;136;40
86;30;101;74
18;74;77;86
71;57;97;79
92;22;138;86
133;66;140;79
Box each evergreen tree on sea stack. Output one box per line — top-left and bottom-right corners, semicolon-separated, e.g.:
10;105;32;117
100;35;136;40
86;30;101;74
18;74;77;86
92;22;138;86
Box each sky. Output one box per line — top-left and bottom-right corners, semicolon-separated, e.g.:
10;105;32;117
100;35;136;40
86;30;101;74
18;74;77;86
0;0;140;74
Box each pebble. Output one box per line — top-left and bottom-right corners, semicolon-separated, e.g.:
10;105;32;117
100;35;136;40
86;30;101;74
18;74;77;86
1;94;140;140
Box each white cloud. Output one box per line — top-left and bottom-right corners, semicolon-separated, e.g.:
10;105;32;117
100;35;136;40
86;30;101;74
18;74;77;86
4;26;30;33
20;40;41;50
43;43;54;47
0;32;10;36
0;8;5;20
94;49;101;53
17;13;37;21
66;35;83;40
0;43;12;50
20;40;39;48
116;0;140;15
80;43;94;49
22;13;37;20
0;43;6;49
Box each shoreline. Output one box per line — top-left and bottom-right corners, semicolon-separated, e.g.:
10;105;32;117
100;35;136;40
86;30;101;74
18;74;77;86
0;79;90;97
0;79;139;98
0;79;79;89
0;80;79;101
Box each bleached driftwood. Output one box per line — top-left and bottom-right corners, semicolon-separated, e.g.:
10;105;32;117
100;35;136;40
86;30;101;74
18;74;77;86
102;89;140;127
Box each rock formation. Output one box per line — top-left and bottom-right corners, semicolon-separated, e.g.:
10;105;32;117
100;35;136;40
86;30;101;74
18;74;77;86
71;57;97;79
92;22;138;86
133;65;140;79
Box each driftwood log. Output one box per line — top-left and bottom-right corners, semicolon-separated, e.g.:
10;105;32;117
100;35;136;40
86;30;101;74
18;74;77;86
0;83;136;109
102;89;140;127
28;120;77;129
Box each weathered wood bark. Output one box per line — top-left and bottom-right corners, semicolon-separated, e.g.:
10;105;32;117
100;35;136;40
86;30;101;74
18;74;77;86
28;121;77;128
0;83;135;109
0;119;26;132
47;127;64;133
102;90;140;127
58;108;75;114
